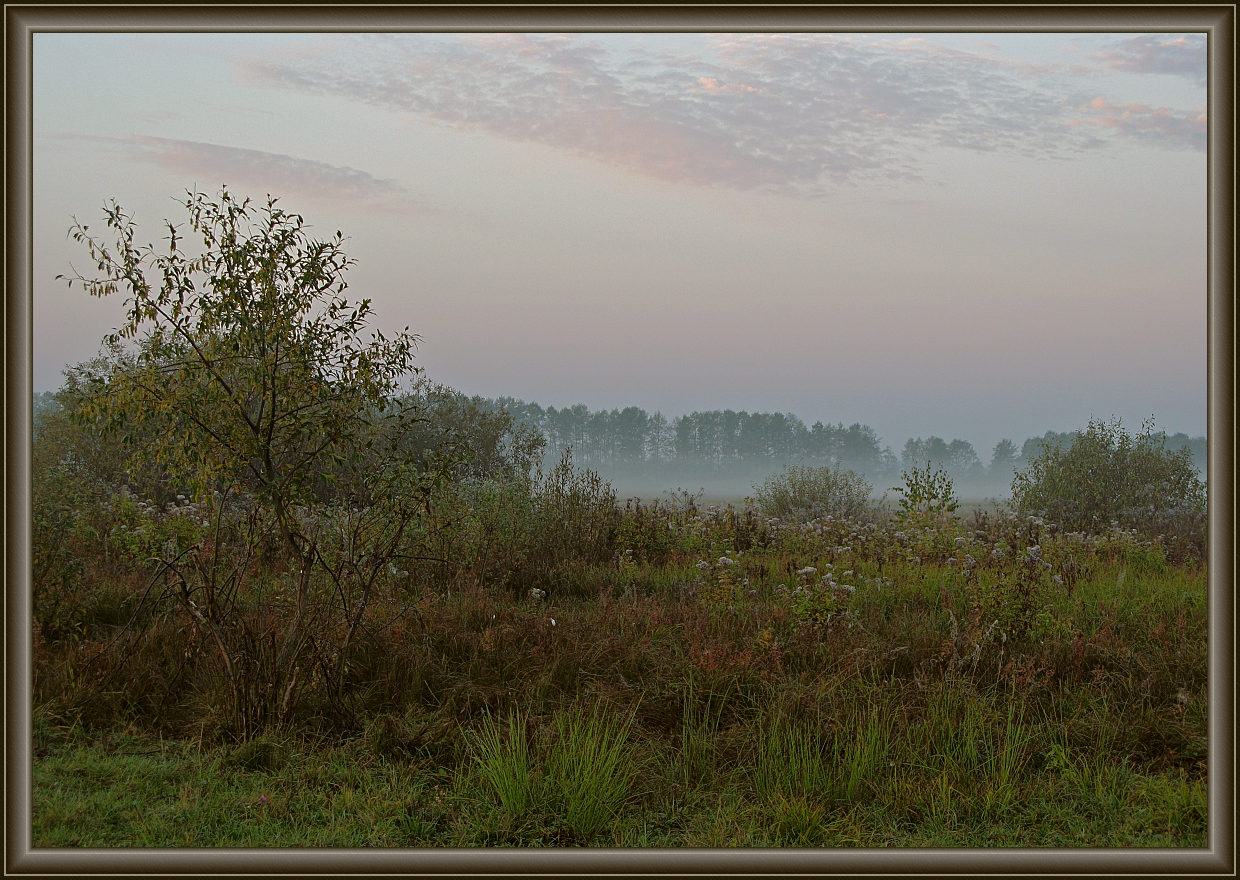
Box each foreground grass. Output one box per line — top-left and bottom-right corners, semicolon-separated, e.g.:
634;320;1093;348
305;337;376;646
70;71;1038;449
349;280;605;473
33;717;1205;848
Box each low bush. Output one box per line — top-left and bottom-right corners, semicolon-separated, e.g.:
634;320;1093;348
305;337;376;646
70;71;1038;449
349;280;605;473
892;460;959;523
752;464;873;523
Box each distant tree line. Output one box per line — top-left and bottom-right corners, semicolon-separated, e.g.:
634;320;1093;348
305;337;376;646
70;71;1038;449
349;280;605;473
32;388;1207;493
453;396;1207;490
488;398;897;474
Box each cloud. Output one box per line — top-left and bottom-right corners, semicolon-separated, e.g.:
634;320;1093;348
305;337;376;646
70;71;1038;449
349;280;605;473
236;33;1205;194
1091;34;1207;84
694;76;764;95
1070;98;1207;151
54;132;425;214
133;136;423;212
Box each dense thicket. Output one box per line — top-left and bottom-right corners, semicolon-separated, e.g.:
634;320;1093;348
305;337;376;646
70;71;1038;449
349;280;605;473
1012;417;1206;553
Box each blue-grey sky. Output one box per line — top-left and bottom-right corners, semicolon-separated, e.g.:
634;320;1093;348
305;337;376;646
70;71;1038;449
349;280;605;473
33;31;1208;456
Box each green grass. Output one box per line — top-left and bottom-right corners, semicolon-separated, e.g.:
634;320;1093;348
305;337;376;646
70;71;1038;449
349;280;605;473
462;709;536;818
33;732;456;847
32;729;1207;847
544;703;644;843
752;712;833;803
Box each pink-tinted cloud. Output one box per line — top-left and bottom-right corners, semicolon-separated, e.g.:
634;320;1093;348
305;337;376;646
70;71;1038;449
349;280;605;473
235;33;1204;194
1091;34;1207;84
694;76;764;95
1070;98;1207;151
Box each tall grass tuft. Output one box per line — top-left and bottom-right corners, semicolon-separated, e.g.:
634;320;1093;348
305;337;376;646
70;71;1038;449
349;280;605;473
546;703;642;842
980;700;1033;816
676;675;727;789
753;712;833;802
840;705;892;804
464;709;536;818
1046;734;1132;815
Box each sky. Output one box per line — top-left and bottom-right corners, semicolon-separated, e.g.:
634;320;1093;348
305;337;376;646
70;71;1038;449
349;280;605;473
31;30;1209;459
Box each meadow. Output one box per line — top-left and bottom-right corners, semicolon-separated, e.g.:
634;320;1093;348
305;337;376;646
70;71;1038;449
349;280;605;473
32;480;1207;848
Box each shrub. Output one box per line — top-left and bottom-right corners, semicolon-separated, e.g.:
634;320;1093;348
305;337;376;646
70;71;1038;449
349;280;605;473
531;449;619;571
394;382;545;485
752;464;873;522
431;448;619;595
1011;417;1205;538
892;460;959;522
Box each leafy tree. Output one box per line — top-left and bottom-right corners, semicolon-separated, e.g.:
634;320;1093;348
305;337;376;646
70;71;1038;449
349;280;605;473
839;423;886;472
902;436;950;470
614;406;650;464
647;411;675;462
807;421;842;462
1020;431;1074;464
989;439;1020;482
1165;432;1207;476
1011;417;1205;536
59;188;451;736
945;439;983;479
680;411;711;464
30;389;118;639
32;390;61;430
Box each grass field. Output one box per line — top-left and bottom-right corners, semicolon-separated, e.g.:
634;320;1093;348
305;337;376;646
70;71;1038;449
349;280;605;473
32;497;1208;848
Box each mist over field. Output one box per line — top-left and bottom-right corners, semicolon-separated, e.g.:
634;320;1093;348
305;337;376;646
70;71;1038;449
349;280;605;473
434;395;1207;506
592;464;1015;506
563;440;1209;506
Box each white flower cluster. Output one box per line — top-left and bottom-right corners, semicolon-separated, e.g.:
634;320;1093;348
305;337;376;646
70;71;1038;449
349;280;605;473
789;561;855;597
133;494;212;528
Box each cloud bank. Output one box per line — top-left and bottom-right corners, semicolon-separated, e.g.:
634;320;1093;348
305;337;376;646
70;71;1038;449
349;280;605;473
236;33;1206;194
